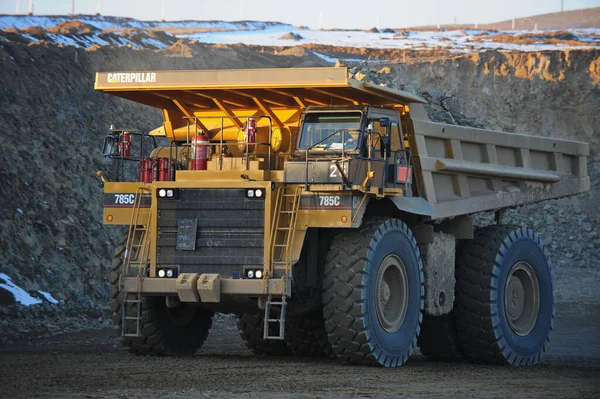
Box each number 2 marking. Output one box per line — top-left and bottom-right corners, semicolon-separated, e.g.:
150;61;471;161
329;163;347;178
329;165;338;178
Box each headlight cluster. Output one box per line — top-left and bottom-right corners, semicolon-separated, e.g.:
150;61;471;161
157;268;177;278
157;188;178;199
245;188;264;199
244;268;264;279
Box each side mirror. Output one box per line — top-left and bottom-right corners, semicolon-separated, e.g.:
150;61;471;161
102;133;120;158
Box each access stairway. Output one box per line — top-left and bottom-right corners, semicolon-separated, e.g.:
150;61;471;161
263;185;302;339
121;187;151;338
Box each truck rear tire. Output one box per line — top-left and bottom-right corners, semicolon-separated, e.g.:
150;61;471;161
322;218;424;367
110;234;214;356
417;312;463;361
455;226;555;365
236;313;292;356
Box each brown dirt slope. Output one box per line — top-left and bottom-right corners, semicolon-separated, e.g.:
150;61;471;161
406;6;600;30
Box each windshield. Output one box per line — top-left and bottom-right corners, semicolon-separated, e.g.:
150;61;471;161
298;112;362;150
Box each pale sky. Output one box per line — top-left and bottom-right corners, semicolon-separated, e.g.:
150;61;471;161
2;0;600;29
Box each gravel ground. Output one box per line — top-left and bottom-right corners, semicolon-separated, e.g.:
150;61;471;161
0;302;598;399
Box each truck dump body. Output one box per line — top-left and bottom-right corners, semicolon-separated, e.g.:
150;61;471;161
407;105;589;218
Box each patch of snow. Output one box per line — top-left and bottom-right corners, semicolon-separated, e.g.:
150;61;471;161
182;26;600;52
0;273;42;306
81;35;110;46
0;15;292;32
38;290;59;304
45;33;81;47
141;37;168;49
20;33;39;42
311;51;376;64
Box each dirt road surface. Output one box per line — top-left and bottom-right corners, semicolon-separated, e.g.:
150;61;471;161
0;303;598;399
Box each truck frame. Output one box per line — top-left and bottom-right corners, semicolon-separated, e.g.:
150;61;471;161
95;67;589;366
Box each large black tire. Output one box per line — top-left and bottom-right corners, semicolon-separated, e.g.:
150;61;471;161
109;234;214;356
322;218;424;367
237;310;331;357
417;312;463;361
236;312;292;356
455;226;555;365
285;309;332;357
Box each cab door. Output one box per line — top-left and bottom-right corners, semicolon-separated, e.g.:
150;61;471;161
361;108;399;191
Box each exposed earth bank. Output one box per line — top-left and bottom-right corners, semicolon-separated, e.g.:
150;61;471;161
0;39;598;342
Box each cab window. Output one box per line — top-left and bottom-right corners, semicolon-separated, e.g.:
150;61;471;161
369;120;386;151
299;112;361;150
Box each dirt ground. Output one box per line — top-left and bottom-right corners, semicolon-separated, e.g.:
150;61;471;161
0;302;598;399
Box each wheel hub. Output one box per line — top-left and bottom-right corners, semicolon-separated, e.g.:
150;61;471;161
375;254;408;333
380;281;391;303
504;261;540;336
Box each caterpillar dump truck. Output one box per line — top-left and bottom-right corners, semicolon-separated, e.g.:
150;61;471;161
95;67;589;366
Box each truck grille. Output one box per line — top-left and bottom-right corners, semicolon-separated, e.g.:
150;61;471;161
156;188;265;277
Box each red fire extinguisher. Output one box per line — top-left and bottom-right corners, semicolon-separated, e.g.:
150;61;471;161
119;132;131;157
138;159;144;182
141;158;153;183
158;158;169;181
191;132;209;170
245;118;256;153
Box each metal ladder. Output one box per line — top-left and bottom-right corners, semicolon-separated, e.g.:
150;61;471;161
263;295;287;340
263;186;301;339
121;187;151;338
269;186;302;275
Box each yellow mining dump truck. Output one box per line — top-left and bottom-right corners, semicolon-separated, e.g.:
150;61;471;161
95;67;589;366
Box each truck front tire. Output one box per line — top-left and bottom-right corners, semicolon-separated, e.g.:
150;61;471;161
110;234;214;356
455;226;555;365
237;312;292;356
322;218;424;367
237;310;331;357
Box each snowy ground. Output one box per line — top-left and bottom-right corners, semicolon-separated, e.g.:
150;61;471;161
0;273;58;306
0;14;598;52
0;14;292;31
183;27;600;52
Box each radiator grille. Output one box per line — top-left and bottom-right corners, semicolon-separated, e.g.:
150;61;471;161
157;189;265;277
